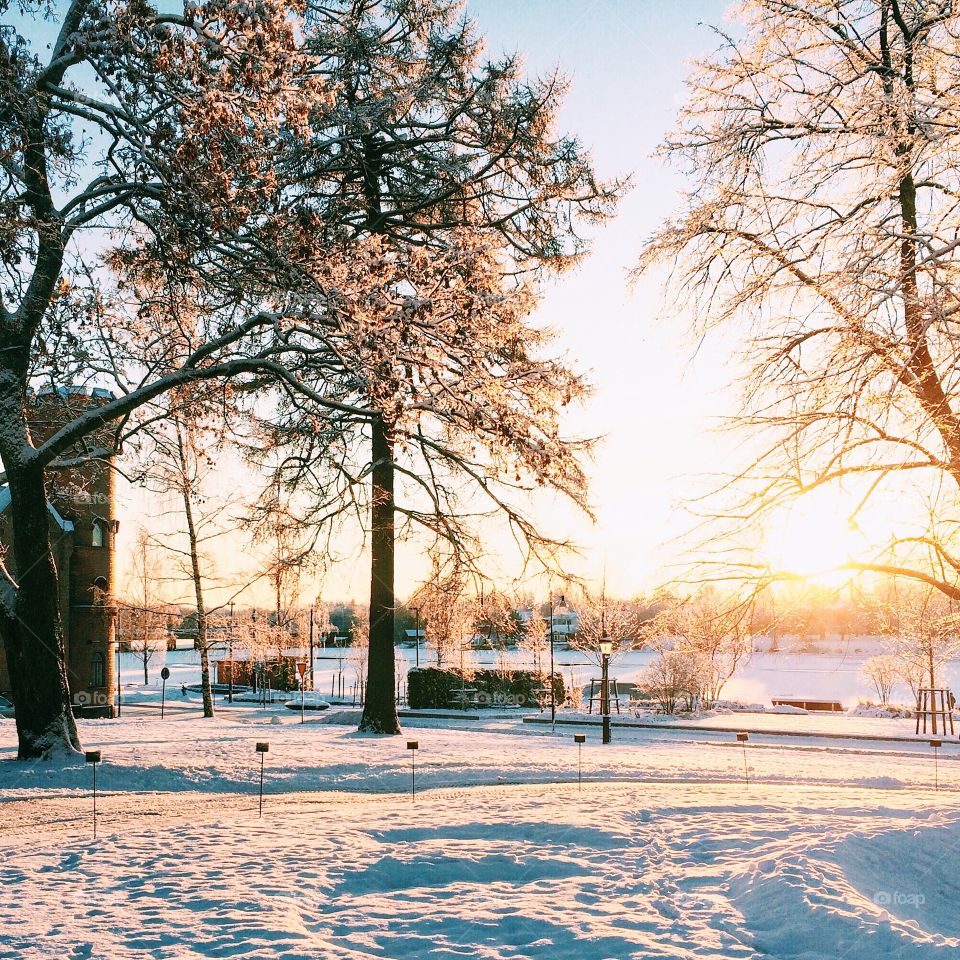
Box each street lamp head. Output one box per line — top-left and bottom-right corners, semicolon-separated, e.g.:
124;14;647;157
599;636;613;657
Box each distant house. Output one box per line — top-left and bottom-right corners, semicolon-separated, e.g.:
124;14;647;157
515;608;580;639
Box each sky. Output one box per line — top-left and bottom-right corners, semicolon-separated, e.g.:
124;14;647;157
119;0;750;606
458;0;739;592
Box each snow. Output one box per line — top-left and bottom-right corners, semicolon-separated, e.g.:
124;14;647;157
3;648;960;958
1;766;958;958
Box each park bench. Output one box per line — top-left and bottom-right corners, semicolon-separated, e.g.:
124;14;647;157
771;696;843;712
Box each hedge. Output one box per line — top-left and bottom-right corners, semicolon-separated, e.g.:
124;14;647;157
407;667;564;710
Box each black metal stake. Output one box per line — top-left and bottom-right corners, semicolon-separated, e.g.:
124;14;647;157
256;742;269;817
85;750;101;839
737;732;749;784
931;739;942;791
574;734;585;791
407;741;418;799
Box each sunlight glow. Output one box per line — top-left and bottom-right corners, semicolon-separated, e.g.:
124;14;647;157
763;488;865;582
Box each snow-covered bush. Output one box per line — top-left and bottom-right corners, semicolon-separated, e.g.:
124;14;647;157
861;655;899;705
640;650;702;714
848;700;913;719
655;591;752;707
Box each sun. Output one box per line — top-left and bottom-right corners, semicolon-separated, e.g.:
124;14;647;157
763;488;864;579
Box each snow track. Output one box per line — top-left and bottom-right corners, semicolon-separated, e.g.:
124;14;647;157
2;782;959;959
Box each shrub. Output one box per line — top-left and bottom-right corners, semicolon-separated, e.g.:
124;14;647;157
639;650;702;714
407;667;563;709
861;654;899;705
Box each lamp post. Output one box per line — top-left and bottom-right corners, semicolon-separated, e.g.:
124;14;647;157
599;636;612;744
308;605;315;690
549;593;568;726
228;600;235;704
115;636;122;718
413;606;421;669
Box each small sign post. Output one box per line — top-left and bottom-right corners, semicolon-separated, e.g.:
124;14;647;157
85;750;102;839
256;742;269;817
297;661;307;724
407;740;419;799
160;666;170;719
574;734;586;791
931;739;943;791
736;732;749;785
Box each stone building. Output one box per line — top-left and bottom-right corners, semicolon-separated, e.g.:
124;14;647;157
0;387;118;717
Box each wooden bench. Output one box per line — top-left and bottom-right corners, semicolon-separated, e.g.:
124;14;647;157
771;697;843;712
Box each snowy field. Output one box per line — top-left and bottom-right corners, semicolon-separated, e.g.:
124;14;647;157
1;710;960;959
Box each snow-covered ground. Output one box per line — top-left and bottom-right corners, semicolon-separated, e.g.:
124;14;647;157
5;647;960;958
1;708;960;959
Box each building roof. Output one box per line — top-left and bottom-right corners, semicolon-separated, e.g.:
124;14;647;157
0;486;75;532
33;385;116;401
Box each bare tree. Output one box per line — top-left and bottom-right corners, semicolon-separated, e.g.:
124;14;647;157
862;654;900;706
476;592;517;654
873;584;960;726
0;1;375;757
249;484;316;649
120;528;169;686
409;561;472;669
568;587;646;668
638;0;960;602
518;611;550;675
143;410;243;718
252;0;623;736
665;591;753;707
641;649;701;716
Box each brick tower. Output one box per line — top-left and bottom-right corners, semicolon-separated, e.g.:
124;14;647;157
0;387;118;717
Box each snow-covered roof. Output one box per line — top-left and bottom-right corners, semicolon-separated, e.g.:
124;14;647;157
0;485;75;532
33;385;116;401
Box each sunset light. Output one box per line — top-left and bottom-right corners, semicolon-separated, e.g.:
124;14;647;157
763;488;865;579
3;2;960;958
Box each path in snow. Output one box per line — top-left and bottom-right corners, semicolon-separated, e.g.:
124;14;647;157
1;782;958;959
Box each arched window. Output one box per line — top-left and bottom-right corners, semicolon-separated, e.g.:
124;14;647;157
92;576;108;606
90;653;105;688
91;520;105;548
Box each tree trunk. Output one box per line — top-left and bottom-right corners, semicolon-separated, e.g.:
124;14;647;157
175;422;215;718
359;415;400;733
1;462;82;758
184;492;214;719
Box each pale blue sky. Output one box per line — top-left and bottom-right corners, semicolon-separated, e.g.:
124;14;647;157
450;0;741;595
